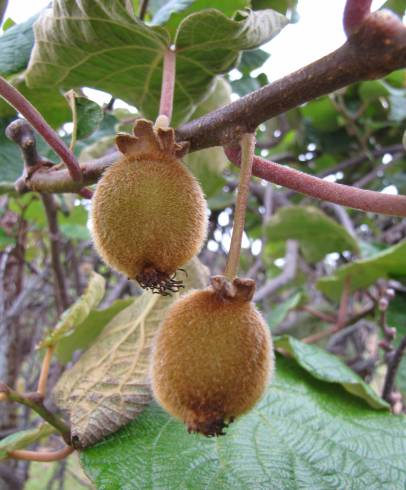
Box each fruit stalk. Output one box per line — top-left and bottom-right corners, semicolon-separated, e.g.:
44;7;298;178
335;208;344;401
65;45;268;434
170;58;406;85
159;47;176;123
224;133;256;280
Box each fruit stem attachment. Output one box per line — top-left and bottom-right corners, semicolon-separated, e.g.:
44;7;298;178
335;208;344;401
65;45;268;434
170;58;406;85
224;133;256;280
159;47;176;124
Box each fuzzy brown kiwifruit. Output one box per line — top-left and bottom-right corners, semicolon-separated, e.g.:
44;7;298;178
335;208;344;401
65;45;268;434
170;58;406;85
91;119;207;295
151;276;273;436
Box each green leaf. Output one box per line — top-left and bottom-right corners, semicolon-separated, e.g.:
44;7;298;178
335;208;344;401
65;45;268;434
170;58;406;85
53;258;209;449
302;97;340;132
275;335;389;410
69;95;104;141
0;228;13;249
265;206;360;263
238;48;269;74
26;1;287;124
0;116;24;182
0;423;55;460
58;204;90;241
55;298;133;365
231;75;260;96
81;355;406;490
266;292;302;329
152;0;249;37
2;18;16;31
40;272;106;348
0;13;37;76
317;240;406;301
359;80;390;102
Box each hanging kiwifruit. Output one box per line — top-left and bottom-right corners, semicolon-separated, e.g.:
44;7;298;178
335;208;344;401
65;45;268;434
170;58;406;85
151;275;273;436
91;119;207;294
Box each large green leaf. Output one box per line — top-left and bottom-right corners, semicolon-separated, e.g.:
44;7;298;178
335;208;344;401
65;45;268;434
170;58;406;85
0;13;38;76
25;0;287;124
317;240;406;301
0;423;55;460
81;355;406;490
275;335;389;410
265;206;359;263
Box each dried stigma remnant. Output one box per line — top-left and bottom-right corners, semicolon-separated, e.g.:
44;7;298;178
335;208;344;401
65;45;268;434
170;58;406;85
91;119;207;295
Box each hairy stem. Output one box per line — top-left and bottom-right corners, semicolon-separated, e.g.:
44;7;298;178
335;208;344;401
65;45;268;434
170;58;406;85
159;47;176;123
225;148;406;217
224;133;256;280
382;334;406;402
8;446;74;462
0;76;82;181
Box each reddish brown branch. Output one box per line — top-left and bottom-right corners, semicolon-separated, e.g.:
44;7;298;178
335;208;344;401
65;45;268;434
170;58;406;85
0;77;82;181
176;10;406;151
343;0;372;36
225;147;406;217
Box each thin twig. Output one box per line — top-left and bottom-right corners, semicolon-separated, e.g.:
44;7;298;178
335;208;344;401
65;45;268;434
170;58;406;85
1;386;71;442
138;0;149;20
382;334;406;403
41;194;69;313
303;276;352;343
224;133;256;280
8;445;74;462
0;77;82;181
254;240;298;301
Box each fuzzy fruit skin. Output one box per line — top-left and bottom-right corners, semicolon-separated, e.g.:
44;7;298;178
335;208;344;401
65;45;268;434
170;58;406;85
151;285;273;436
91;150;207;284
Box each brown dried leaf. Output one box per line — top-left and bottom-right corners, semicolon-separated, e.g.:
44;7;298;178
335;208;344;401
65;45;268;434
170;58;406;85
52;258;209;448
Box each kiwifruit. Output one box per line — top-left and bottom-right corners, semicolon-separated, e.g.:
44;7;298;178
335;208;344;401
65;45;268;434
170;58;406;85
151;275;273;436
91;119;207;295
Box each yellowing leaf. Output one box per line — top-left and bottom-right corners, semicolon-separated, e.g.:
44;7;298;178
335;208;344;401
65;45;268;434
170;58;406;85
39;272;106;348
52;258;209;448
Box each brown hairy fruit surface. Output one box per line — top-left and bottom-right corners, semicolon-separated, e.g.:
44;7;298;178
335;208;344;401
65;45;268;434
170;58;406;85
91;119;207;294
151;276;273;436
